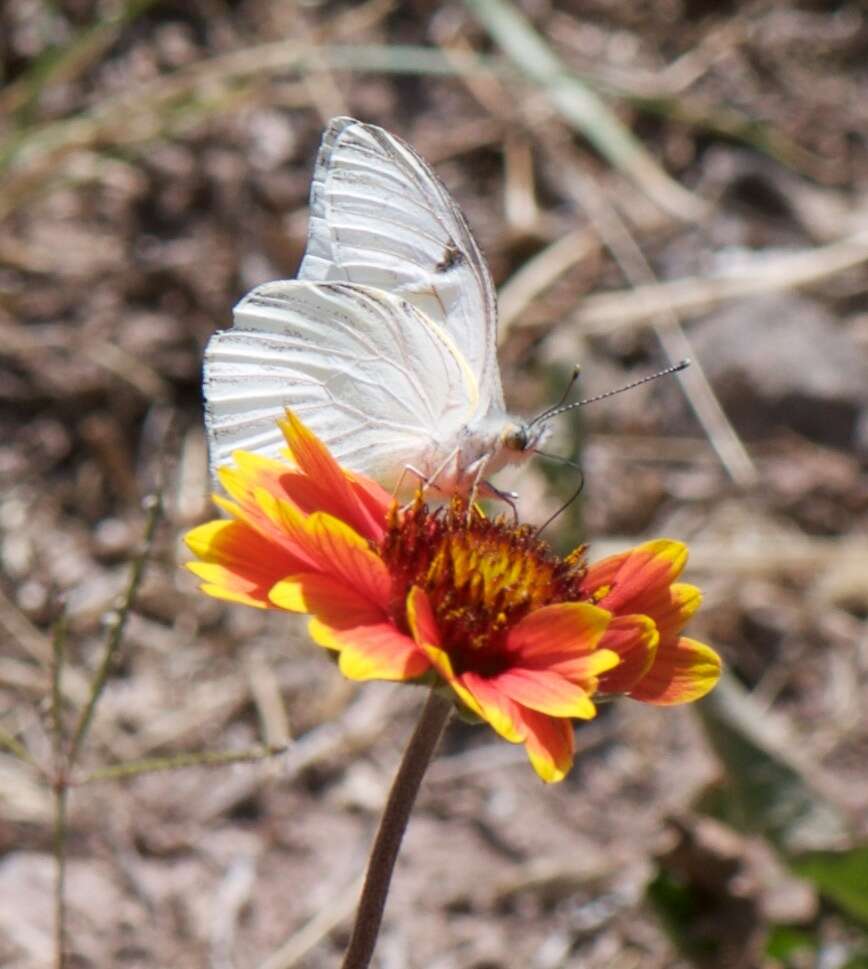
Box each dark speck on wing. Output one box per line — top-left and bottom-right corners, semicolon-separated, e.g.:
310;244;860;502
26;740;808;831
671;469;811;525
435;243;463;273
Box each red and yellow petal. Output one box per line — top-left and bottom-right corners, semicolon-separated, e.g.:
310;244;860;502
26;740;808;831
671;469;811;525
629;636;722;705
406;587;525;742
344;471;396;534
270;572;383;624
506;602;612;667
279;410;390;542
303;512;392;610
230;450;298;500
405;585;441;649
582;540;687;616
490;668;598;719
596;614;659;695
312;619;429;681
271;572;427;679
652;583;702;642
252;487;315;552
247;491;391;610
186;562;270;608
216;465;298;540
211;485;321;571
459;672;526;744
520;709;576;783
185;519;304;606
408;582;596;782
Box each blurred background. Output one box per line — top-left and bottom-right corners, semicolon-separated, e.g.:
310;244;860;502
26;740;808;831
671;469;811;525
1;2;867;967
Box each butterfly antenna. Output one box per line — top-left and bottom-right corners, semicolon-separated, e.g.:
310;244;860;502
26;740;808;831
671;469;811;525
532;365;582;424
531;359;690;426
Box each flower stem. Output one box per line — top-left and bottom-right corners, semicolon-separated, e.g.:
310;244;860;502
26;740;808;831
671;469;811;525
341;689;452;969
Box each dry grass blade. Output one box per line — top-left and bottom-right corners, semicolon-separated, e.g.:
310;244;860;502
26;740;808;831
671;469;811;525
0;43;498;204
291;7;348;123
0;585;58;666
0;0;160;117
559;164;758;487
210;856;257;969
698;673;851;854
256;873;366;969
627;93;830;180
498;227;599;336
0;42;508;218
574;229;868;333
590;535;868;578
248;652;292;748
681;536;868;579
463;0;708;223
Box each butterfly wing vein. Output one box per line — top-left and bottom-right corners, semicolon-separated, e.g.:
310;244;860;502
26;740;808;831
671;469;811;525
206;281;479;483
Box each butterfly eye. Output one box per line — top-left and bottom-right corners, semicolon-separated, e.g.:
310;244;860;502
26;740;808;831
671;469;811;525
503;426;529;451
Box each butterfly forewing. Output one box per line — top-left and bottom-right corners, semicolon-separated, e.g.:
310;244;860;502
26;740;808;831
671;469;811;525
205;281;479;483
298;117;504;412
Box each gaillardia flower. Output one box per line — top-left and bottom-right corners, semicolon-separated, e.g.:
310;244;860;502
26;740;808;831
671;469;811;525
186;412;721;782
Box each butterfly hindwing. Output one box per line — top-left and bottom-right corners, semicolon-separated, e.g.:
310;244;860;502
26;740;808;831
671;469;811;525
204;281;479;484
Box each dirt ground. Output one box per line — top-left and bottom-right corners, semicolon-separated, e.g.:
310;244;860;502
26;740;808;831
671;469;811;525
1;2;867;968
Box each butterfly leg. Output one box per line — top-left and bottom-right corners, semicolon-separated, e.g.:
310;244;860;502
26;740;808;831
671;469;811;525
481;481;520;524
465;456;496;525
393;464;426;501
397;447;463;509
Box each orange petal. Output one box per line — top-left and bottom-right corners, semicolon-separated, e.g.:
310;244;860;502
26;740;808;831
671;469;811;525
582;540;687;615
345;472;395;530
652;583;702;641
279;410;388;542
409;589;567;746
269;572;384;625
212;484;321;571
405;591;480;710
303;512;392;610
308;619;428;681
185;519;304;606
254;462;393;546
219;454;378;554
217;464;298;538
406;590;522;740
186;562;272;608
424;643;488;719
520;709;576;783
252;488;316;558
272;576;427;681
506;602;611;665
492;668;598;719
596;614;659;695
460;672;526;743
629;637;722;705
231;450;299;500
216;464;258;509
406;586;442;648
540;649;621;686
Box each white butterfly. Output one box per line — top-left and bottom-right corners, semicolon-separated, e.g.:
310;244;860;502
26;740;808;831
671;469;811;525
204;117;550;496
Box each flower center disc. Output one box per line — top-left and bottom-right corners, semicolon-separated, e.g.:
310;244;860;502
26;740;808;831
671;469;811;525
381;497;588;675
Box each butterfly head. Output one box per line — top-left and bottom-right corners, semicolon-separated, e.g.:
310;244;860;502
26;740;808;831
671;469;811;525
499;419;551;458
